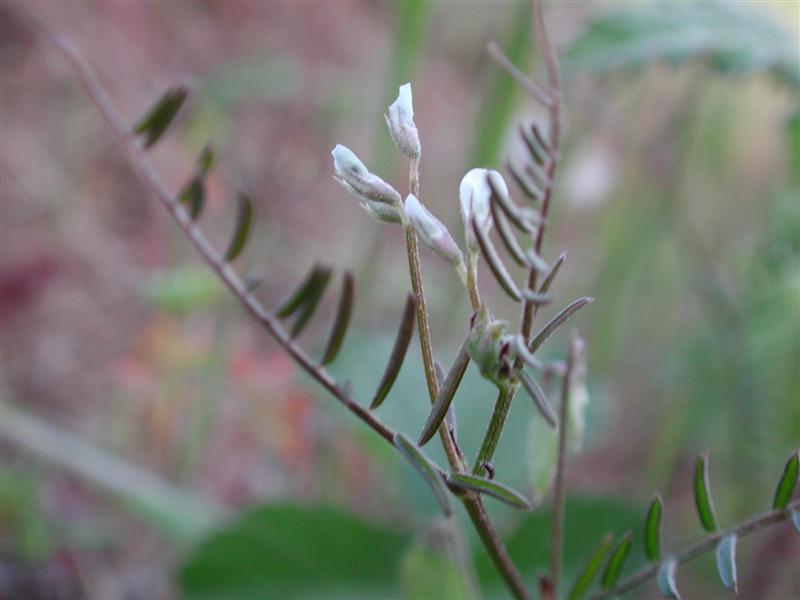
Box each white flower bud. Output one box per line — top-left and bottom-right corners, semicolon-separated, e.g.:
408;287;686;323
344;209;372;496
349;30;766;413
459;168;507;250
404;194;463;267
332;144;401;206
385;83;421;159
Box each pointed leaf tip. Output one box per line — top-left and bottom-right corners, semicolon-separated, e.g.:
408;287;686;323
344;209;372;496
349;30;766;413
393;432;451;516
417;340;470;447
773;450;799;510
445;472;530;509
529;297;594;354
289;268;331;339
568;533;614;600
657;559;681;600
715;534;738;593
601;531;632;590
370;294;416;410
694;451;719;532
134;85;189;149
645;493;663;562
223;190;254;261
320;271;354;365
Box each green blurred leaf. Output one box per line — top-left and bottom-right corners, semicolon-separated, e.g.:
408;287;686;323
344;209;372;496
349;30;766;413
371;295;417;410
146;267;225;315
223;190;254;262
601;531;632;590
773;450;799;510
393;432;452;517
180;505;411;599
565;1;799;89
715;533;738;593
567;532;614;600
0;469;54;561
320;271;355;366
134;86;189;148
693;452;718;532
644;493;663;562
399;531;470;600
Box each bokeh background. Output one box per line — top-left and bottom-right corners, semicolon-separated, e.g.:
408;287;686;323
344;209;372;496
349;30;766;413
2;1;798;599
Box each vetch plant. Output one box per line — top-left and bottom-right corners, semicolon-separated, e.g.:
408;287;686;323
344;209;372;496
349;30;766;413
54;1;799;598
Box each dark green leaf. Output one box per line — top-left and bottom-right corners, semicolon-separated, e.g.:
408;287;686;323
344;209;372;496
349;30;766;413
290;268;331;339
370;294;416;409
179;504;411;599
539;252;566;295
198;142;216;175
472;216;522;301
656;559;680;600
179;176;205;220
134;85;189;148
693;451;719;532
773;450;799;510
223;190;254;261
320;271;354;365
601;531;632;590
644;493;663;562
445;472;530;509
275;264;329;318
518;370;557;428
567;532;614;600
715;534;738;593
393;432;451;517
418;339;470;446
529;297;594;354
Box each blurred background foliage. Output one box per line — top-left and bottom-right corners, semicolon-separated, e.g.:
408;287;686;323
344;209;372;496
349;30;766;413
1;1;798;599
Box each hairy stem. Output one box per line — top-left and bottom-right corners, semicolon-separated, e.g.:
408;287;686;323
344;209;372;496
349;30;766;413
590;499;800;599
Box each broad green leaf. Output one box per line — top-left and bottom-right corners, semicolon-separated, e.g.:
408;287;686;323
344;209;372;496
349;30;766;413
773;450;799;510
644;493;663;562
567;532;614;600
693;452;719;532
179;504;410;599
656;559;681;599
601;531;632;590
715;534;738;593
320;271;354;366
393;432;451;517
370;295;416;409
446;472;531;509
564;2;799;90
134;86;189;148
223;190;254;261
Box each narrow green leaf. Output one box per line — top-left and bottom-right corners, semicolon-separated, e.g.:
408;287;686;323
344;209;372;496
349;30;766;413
489;193;529;267
520;124;547;167
656;559;681;600
507;161;544;201
518;370;557;428
320;271;354;365
134;85;189;149
275;265;328;319
715;534;738;593
198;142;215;175
601;531;632;590
529;297;594;354
773;450;799;510
790;509;800;534
472;217;522;302
525;249;550;274
289;269;331;339
530;123;551;158
445;473;530;509
370;294;416;409
178;177;204;221
418;339;470;446
694;451;719;532
393;432;451;517
538;252;566;295
487;174;539;233
567;532;614;600
521;290;552;305
644;493;663;562
223;190;254;261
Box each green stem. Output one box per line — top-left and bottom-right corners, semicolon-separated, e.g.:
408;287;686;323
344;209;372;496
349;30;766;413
472;384;516;474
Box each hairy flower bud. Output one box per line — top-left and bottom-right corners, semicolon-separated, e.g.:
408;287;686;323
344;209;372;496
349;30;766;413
332;144;402;207
467;306;514;386
404;194;463;267
385;83;420;159
459;168;507;250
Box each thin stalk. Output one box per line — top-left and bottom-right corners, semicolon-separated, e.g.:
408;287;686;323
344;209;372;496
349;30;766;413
589;499;800;600
472;384;516;475
404;157;530;599
56;37;397;445
550;334;579;600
